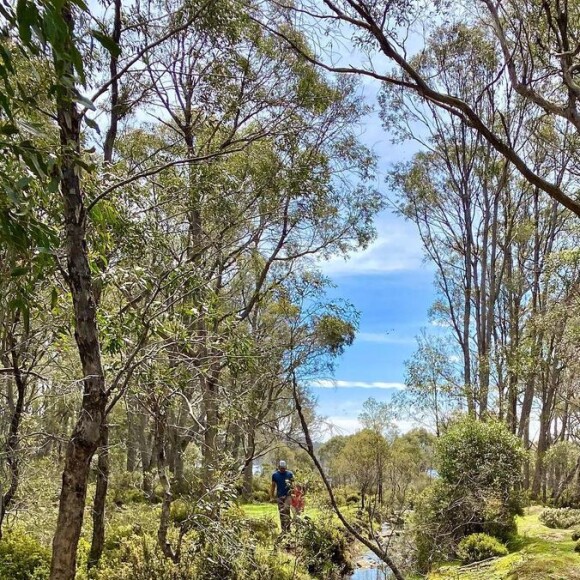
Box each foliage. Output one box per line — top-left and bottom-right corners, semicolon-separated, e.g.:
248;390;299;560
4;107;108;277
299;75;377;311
252;490;270;503
110;471;146;506
457;533;508;564
436;418;526;494
293;516;352;579
313;314;356;355
539;508;580;530
0;530;50;580
413;417;525;571
88;508;311;580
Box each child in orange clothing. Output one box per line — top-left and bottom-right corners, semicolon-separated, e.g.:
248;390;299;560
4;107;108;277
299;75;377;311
291;484;305;516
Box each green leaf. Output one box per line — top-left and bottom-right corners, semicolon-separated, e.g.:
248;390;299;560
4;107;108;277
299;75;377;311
16;0;36;46
0;44;14;73
47;176;60;193
51;286;59;310
73;92;96;111
11;266;29;277
72;0;88;11
91;29;121;58
85;116;101;134
0;124;18;135
18;120;43;137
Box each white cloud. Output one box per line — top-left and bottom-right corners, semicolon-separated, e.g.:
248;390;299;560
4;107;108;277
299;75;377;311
311;379;406;390
357;332;416;345
318;213;425;277
430;320;451;328
319;416;423;440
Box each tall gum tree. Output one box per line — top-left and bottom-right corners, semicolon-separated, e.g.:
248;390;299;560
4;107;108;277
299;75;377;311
257;0;580;217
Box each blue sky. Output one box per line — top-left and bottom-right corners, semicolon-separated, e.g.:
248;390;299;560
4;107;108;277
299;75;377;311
310;78;437;437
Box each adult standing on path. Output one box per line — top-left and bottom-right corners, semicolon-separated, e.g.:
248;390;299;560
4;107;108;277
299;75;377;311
270;460;294;533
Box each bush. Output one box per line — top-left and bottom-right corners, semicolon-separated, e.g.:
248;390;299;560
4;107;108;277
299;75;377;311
0;530;50;580
170;499;194;525
572;529;580;541
294;516;352;579
247;516;277;544
575;539;580;553
92;534;195;580
437;419;526;496
104;524;142;552
457;534;508;564
539;507;580;529
110;471;146;506
412;418;525;572
346;493;360;505
252;490;270;503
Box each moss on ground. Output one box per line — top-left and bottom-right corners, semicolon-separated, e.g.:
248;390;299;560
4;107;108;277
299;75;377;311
429;506;580;579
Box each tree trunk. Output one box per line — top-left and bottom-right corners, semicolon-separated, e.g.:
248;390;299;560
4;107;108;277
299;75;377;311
0;339;27;539
126;402;138;472
87;2;122;567
202;370;220;484
88;425;109;569
50;7;107;578
242;429;256;500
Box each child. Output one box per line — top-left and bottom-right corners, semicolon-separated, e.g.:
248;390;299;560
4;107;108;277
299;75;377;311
291;483;305;516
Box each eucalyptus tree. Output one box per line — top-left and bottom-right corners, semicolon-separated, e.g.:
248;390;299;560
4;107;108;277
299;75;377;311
258;0;580;217
0;250;59;538
383;22;534;419
399;332;461;436
0;0;286;575
113;7;381;485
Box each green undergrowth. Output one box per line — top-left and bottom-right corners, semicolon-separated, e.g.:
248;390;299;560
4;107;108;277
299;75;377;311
241;503;322;521
429;506;580;579
240;502;357;530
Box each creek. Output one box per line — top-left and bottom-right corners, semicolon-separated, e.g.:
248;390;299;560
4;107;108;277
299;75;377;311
349;523;397;580
349;551;389;580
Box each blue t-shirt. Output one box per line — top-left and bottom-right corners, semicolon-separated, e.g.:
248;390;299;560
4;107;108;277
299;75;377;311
272;469;294;497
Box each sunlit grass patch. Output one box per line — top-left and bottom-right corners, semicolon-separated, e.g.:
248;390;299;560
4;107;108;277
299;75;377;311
429;507;580;579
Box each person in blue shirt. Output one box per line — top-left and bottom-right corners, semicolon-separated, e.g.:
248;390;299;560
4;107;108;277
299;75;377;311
270;460;294;533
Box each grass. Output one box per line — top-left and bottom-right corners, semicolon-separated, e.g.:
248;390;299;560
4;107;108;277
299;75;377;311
240;502;328;530
428;506;580;580
240;502;279;519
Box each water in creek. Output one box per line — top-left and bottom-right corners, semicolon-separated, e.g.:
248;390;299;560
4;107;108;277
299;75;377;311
349;523;398;580
349;550;390;580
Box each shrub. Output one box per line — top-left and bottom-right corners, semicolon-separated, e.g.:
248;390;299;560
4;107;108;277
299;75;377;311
412;418;525;572
457;534;508;564
92;534;195;580
294;516;352;579
103;524;142;552
248;546;310;580
575;539;580;554
346;493;360;505
539;508;580;529
0;530;50;580
437;419;526;497
252;490;270;503
110;471;146;506
170;499;194;525
572;529;580;541
247;516;277;544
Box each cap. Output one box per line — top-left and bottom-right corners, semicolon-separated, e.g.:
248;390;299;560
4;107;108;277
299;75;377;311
278;460;287;468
